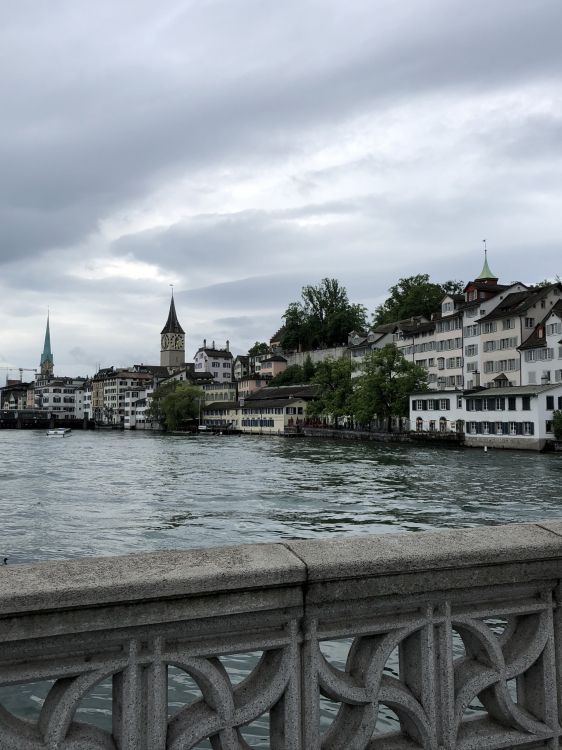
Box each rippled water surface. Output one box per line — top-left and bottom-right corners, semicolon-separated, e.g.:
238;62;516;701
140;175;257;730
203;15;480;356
1;429;561;740
2;430;562;564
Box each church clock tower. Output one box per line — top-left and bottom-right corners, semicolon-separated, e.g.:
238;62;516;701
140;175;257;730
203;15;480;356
160;293;186;367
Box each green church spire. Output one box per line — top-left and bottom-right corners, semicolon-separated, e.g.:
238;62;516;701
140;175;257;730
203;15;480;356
40;312;54;377
476;239;496;280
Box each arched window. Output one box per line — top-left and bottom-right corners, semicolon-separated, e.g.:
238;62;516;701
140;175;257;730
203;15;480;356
416;417;423;432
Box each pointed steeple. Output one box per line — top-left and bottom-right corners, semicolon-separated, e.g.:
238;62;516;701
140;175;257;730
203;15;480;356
40;312;54;377
476;240;497;281
160;293;185;334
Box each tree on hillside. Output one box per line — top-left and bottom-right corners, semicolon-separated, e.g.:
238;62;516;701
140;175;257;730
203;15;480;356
307;357;355;428
248;341;270;357
280;278;367;351
302;354;316;381
147;381;203;431
373;275;464;327
533;276;561;288
268;364;306;386
353;345;427;432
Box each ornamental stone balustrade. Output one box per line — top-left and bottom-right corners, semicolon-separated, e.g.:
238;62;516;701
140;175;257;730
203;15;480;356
2;522;562;748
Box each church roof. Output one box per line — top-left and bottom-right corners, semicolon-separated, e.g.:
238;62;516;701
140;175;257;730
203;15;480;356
476;251;497;280
40;314;53;365
161;296;185;335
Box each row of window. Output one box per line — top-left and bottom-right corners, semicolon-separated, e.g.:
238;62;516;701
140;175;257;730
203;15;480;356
468;394;562;412
466;421;535;436
241;419;275;427
435;318;462;333
466;396;529;411
428;375;464;387
435;338;462;352
525;348;555;362
243;407;284;415
482;359;520;373
483;337;518;352
412;399;453;411
527;371;562;384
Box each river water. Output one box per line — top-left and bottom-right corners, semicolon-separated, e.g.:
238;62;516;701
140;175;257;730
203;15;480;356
1;429;561;742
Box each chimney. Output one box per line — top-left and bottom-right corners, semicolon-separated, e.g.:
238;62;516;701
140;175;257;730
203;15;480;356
203;338;207;348
212;340;215;349
226;340;230;351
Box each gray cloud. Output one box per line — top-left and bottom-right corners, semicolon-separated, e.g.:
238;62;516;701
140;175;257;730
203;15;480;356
1;0;562;374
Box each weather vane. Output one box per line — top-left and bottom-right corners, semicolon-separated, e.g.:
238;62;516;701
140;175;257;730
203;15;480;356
170;283;174;297
482;238;487;258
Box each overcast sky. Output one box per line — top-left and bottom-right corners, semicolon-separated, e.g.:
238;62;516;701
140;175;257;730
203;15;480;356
1;0;561;378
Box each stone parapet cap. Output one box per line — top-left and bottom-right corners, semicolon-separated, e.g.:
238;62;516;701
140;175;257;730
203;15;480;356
2;522;562;617
284;522;562;582
0;543;306;616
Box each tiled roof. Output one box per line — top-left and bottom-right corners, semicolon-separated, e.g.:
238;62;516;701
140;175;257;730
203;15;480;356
245;384;319;401
464;281;509;293
197;348;234;359
464;384;562;397
479;285;561;323
548;300;562;319
241;398;308;409
203;401;239;410
518;327;546;351
518;298;562;350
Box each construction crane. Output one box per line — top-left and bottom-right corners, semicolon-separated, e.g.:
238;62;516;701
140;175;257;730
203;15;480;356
0;367;37;384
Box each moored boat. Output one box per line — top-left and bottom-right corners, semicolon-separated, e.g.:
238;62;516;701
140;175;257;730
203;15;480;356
46;428;71;437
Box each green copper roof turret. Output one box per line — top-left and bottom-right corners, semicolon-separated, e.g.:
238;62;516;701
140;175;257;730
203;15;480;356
476;250;496;280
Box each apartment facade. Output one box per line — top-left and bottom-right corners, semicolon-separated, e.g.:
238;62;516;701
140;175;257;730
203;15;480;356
410;383;562;450
194;340;233;383
519;301;562;386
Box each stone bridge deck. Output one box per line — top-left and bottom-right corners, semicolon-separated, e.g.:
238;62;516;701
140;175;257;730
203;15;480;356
2;521;562;748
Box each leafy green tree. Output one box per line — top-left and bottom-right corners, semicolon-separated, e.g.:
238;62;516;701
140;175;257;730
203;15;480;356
553;410;562;441
532;277;561;288
248;341;270;357
147;381;203;431
308;357;355;428
302;354;316;381
280;302;308;351
373;275;464;327
268;365;306;386
280;278;367;351
353;345;427;432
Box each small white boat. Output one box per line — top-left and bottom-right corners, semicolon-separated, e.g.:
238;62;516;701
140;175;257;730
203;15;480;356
46;428;71;437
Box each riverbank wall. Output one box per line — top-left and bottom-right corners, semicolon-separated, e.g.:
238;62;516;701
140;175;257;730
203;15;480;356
2;520;562;747
300;426;463;446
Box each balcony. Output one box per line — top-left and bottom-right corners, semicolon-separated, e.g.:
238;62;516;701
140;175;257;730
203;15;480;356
1;522;562;748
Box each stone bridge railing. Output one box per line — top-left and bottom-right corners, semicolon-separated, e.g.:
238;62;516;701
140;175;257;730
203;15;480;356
2;521;562;749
